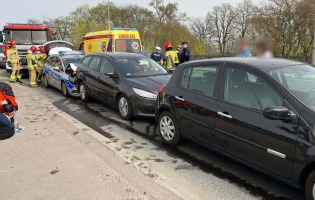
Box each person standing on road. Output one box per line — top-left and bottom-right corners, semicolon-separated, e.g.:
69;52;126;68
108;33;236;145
36;46;47;84
150;46;163;65
175;45;181;66
163;42;177;70
235;38;252;58
179;42;191;64
27;46;39;88
7;40;22;83
256;39;273;58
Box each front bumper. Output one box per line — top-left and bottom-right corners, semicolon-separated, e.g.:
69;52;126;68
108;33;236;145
130;94;156;117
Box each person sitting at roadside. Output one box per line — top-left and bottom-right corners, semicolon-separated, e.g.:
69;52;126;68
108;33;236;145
0;111;14;140
0;82;18;122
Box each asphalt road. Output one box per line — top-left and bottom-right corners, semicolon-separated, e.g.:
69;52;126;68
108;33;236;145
2;69;306;200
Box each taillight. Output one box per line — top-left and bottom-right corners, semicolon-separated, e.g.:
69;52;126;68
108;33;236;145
158;84;166;94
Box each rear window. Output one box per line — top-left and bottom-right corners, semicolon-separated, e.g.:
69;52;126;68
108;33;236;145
62;56;83;67
115;39;140;53
82;56;92;65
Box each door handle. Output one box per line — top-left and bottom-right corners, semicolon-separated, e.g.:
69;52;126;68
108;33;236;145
217;111;232;119
267;148;286;159
175;96;185;101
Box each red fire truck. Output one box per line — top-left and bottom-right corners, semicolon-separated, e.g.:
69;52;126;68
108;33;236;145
0;23;55;73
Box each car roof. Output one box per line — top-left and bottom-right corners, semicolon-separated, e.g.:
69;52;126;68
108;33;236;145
86;52;146;60
50;54;83;59
182;57;306;71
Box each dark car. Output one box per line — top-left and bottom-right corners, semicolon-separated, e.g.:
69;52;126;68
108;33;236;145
0;44;6;69
156;57;315;200
77;53;171;120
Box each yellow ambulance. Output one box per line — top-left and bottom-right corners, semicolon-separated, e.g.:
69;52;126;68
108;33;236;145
79;28;142;54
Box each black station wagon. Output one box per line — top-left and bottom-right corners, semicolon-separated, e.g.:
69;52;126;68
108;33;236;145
156;58;315;200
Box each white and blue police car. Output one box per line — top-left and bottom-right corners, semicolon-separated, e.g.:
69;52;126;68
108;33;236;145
43;48;84;97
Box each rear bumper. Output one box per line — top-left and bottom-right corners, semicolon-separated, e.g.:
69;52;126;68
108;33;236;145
69;88;80;97
6;64;28;71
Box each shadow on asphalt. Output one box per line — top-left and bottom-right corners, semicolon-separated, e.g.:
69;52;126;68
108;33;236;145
52;96;305;200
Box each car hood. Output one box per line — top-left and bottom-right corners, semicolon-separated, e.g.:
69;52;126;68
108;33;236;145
124;75;171;93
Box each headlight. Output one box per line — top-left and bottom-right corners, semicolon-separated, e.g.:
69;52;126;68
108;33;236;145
132;88;157;99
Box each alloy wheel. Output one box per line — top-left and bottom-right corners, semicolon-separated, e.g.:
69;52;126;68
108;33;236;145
119;97;128;117
62;82;68;96
44;76;49;87
80;84;86;100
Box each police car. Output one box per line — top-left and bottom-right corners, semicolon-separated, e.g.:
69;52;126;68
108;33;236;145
43;49;84;97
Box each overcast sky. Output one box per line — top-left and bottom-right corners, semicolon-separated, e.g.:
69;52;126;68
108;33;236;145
1;0;262;28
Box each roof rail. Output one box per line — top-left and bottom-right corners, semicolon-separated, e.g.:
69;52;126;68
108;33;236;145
6;23;47;26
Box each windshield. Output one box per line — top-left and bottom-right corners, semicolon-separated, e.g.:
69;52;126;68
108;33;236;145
62;56;83;67
267;65;315;111
115;39;141;53
114;57;168;77
4;30;48;45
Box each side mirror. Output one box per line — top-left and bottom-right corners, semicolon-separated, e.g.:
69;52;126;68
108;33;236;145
53;66;60;72
263;106;293;121
168;68;175;74
105;72;116;78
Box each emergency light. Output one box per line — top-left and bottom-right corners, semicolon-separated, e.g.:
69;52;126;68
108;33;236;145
58;50;85;55
111;27;137;31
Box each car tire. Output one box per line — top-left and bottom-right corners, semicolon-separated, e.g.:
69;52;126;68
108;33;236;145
79;82;89;102
61;81;70;97
43;76;50;88
118;94;132;120
305;170;315;200
158;111;181;145
6;69;11;73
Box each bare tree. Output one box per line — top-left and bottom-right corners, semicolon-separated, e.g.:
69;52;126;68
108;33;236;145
189;17;209;42
235;0;256;38
206;3;238;56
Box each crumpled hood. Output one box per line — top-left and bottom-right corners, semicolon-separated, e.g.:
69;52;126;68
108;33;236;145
124;75;171;93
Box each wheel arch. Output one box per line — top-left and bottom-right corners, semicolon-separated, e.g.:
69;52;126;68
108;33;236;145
300;161;315;188
156;105;172;121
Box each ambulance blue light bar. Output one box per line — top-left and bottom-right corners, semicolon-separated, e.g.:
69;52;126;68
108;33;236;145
58;50;85;55
111;27;137;31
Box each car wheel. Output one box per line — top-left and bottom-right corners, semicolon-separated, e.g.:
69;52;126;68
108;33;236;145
118;94;132;120
61;81;70;97
43;76;50;88
305;170;315;200
79;82;89;102
158;111;181;145
6;69;11;73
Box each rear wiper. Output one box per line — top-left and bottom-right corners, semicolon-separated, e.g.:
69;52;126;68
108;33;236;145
152;73;169;76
